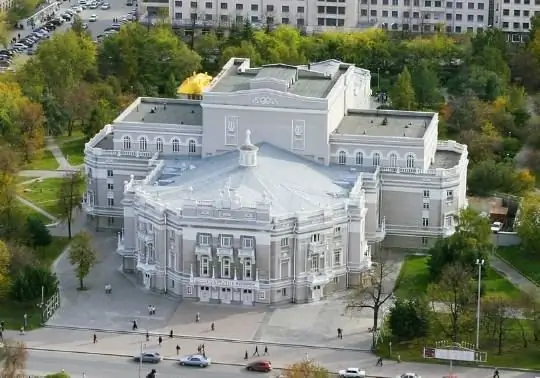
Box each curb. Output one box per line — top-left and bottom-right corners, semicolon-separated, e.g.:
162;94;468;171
43;324;372;352
25;347;392;378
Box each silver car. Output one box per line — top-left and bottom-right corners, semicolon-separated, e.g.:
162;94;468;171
133;352;163;363
178;354;211;367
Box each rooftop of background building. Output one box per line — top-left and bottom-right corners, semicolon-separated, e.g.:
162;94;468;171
119;98;202;126
208;59;349;98
334;110;434;138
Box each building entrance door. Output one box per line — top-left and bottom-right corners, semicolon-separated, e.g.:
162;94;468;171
199;286;210;302
311;285;322;301
220;288;232;304
242;289;253;305
143;273;151;290
232;288;241;302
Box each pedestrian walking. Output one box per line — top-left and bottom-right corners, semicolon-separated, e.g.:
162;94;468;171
493;368;500;378
263;345;269;356
253;346;259;357
197;344;202;353
19;327;24;335
0;321;4;332
146;331;150;341
397;354;401;363
211;322;215;331
23;313;27;329
132;320;138;331
176;344;180;355
375;357;383;367
169;329;173;338
337;328;343;339
93;334;97;344
158;336;162;346
244;350;248;360
0;329;3;342
195;312;200;322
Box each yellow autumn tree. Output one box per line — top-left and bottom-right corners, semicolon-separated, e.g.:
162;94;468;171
0;240;10;299
282;360;330;378
512;169;536;195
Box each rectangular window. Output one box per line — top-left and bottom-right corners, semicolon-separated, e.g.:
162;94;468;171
205;1;212;8
199;234;210;245
423;201;430;209
243;237;254;248
267;4;274;11
221;235;232;247
311;255;320;271
107;183;114;190
107;169;114;177
297;6;304;12
423;190;430;198
107;198;114;207
311;233;321;243
422;217;429;227
251;4;258;11
282;5;289;12
236;3;243;9
220;2;227;9
421;237;428;246
334;226;341;235
258;291;265;300
244;258;252;279
280;259;289;278
445;215;454;227
446;190;454;201
201;257;209;276
222;258;231;278
174;0;181;5
280;237;289;248
333;249;342;266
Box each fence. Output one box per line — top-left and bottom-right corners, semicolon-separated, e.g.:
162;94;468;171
40;290;60;324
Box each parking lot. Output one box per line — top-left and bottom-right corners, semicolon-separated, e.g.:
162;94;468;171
1;0;137;71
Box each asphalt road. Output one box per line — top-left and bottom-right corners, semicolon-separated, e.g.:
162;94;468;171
26;350;275;378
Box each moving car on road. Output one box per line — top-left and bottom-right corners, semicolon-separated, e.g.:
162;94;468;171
133;352;163;364
89;14;98;22
178;354;211;367
397;373;421;378
100;2;110;9
339;368;366;378
246;359;272;372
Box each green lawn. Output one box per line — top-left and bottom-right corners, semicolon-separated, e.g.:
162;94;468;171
0;236;70;330
23;149;59;171
56;131;87;166
20;178;64;217
16;176;39;184
497;245;540;285
18;203;54;225
394;255;520;299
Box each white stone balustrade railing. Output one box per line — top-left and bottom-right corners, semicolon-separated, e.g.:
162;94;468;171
85;124;113;151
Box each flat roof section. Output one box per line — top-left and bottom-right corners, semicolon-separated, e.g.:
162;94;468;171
94;133;114;150
121;100;203;126
336;112;432;138
431;149;461;169
209;61;346;98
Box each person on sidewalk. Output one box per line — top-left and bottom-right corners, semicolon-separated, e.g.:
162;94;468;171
375;357;383;366
263;345;269;356
158;336;162;347
493;368;500;378
337;328;343;339
397;354;401;363
169;329;173;338
176;344;180;355
132;320;138;330
211;322;215;331
93;334;97;344
253;346;259;357
196;312;200;322
244;350;248;360
146;331;150;341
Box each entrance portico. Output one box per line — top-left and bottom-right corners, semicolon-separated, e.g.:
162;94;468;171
192;277;259;305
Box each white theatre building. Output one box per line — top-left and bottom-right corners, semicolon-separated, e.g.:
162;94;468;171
83;58;469;305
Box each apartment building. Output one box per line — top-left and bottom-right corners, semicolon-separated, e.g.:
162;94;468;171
0;0;13;12
83;58;469;304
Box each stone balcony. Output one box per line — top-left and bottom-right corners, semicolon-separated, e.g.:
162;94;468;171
216;247;234;259
238;247;255;260
195;244;212;259
137;230;154;244
308;242;328;255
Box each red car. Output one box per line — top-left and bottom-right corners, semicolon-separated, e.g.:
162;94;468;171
246;359;272;372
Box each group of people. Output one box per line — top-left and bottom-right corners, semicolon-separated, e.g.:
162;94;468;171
147;305;156;315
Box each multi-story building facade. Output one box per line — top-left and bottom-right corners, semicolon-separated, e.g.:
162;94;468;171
494;0;540;42
84;58;469;305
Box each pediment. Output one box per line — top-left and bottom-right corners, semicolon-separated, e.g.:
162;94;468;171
207;89;325;110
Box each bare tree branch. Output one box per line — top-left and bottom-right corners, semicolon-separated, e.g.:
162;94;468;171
0;339;28;378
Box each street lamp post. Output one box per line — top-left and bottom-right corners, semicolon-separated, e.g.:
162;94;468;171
475;259;485;349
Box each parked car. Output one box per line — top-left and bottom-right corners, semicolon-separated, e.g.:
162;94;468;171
491;221;503;233
397;374;421;378
133;352;163;364
100;2;110;9
89;14;98;22
178;354;211;367
339;368;366;378
246;360;272;372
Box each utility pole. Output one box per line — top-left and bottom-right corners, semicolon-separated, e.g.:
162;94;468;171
475;258;484;350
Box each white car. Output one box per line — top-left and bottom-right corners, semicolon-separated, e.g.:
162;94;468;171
339;368;366;377
89;14;98;22
397;373;421;378
491;221;503;233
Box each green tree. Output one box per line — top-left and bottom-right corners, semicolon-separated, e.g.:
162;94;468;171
388;298;430;341
517;194;540;253
10;265;59;302
45;373;71;378
71;15;87;37
412;60;442;110
68;231;97;290
163;73;177;98
428;263;476;341
82;99;115;139
54;171;85;239
194;32;221;73
0;240;10;299
0;12;9;48
6;0;38;26
25;216;52;248
390;67;416;110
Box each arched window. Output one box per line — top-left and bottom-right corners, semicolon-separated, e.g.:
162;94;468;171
355;152;363;166
389;153;397;168
172;138;180;152
139;137;147;151
122;136;131;150
338;151;347;165
155;138;163;152
188;139;196;154
406;154;415;168
373;152;381;166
